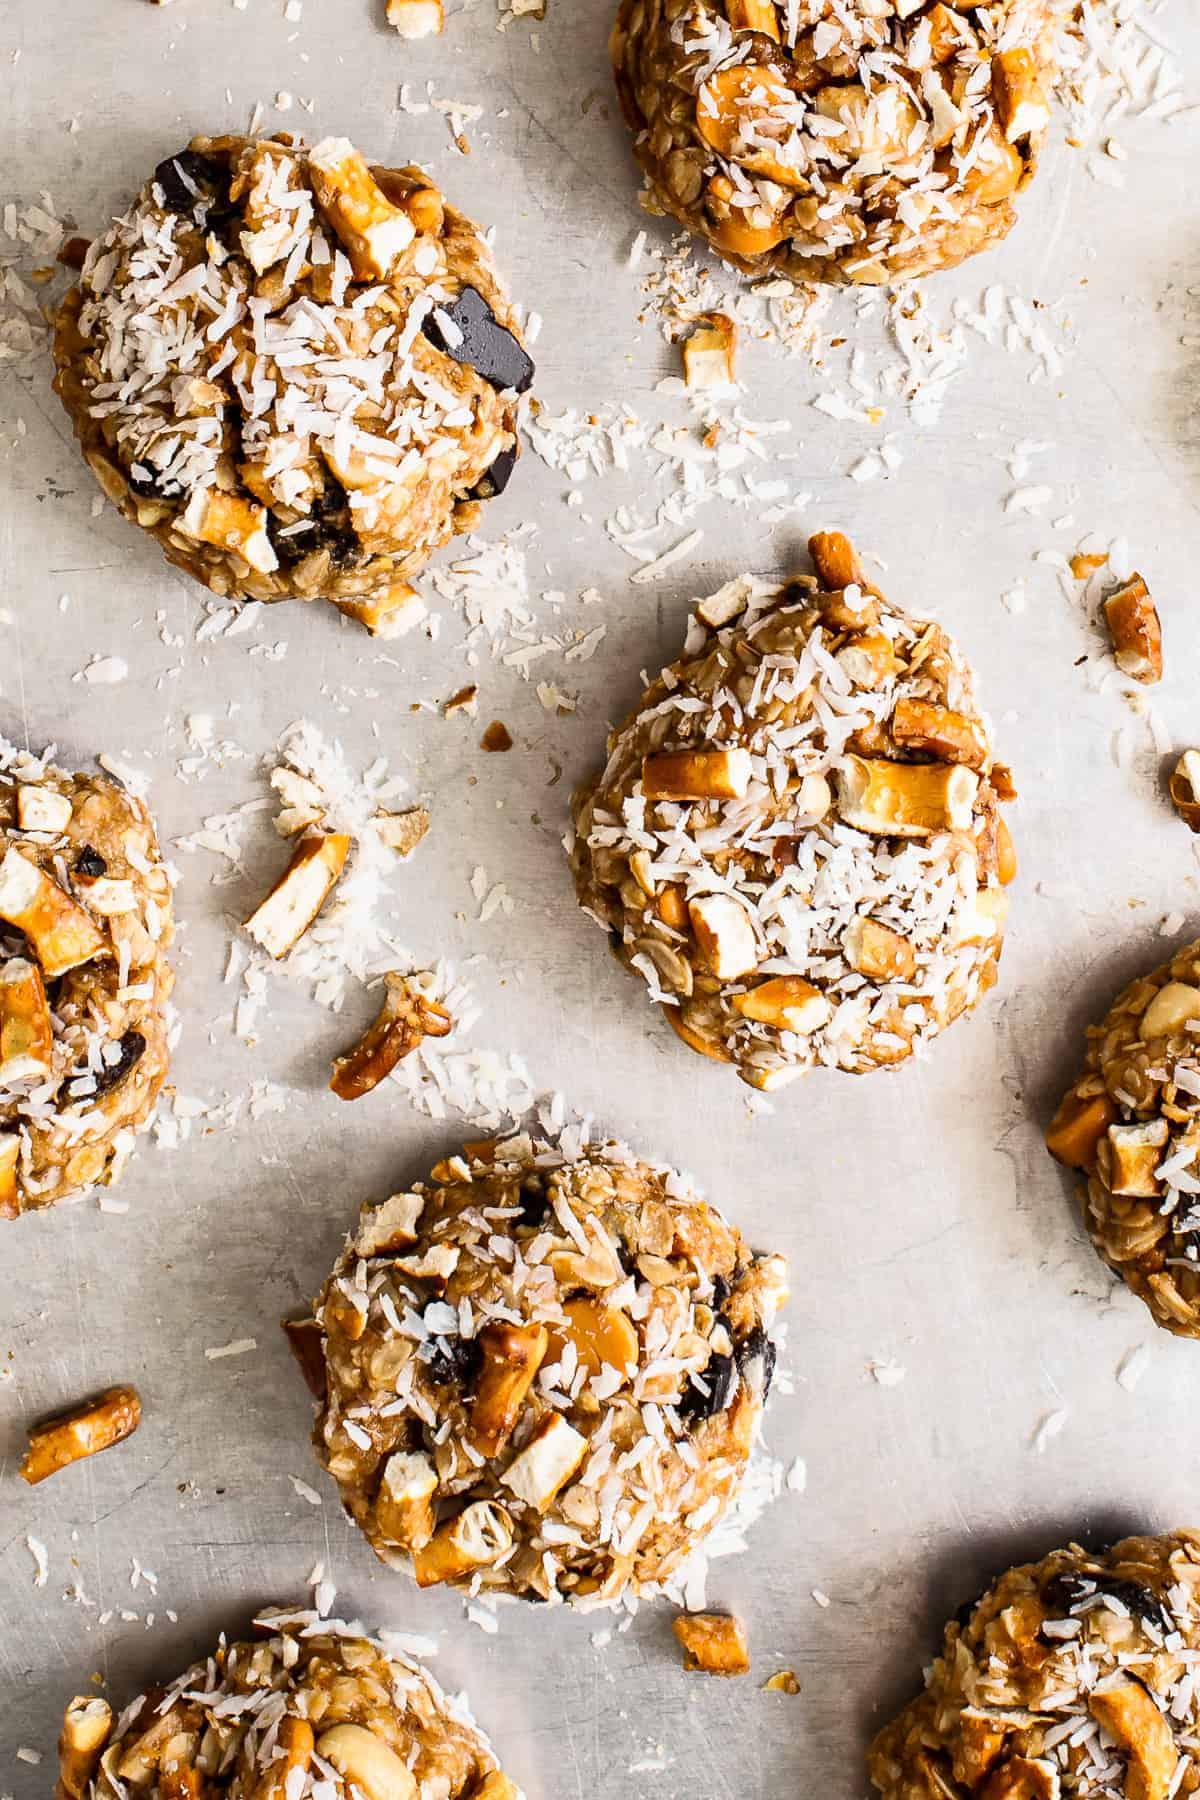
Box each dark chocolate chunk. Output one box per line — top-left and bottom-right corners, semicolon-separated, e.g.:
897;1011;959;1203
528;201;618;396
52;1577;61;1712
270;476;359;570
735;1324;776;1399
91;1031;147;1099
423;288;534;394
1041;1573;1169;1634
517;1174;549;1227
75;846;107;879
678;1351;737;1425
152;151;228;218
423;1329;482;1390
470;444;518;501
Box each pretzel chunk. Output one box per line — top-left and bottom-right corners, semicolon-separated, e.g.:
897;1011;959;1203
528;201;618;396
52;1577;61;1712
412;1499;513;1588
255;1716;314;1800
373;1450;438;1551
732;975;830;1034
330;973;452;1101
1169;751;1200;833
0;1134;18;1220
20;1384;141;1485
15;785;73;834
387;0;443;35
1088;1677;1175;1800
642;749;752;802
1104;574;1162;684
835;756;978;837
891;697;988;771
309;138;415;280
500;1413;588;1512
0;956;54;1083
179;488;278;575
244;832;351;959
682;312;737;390
0;849;107;977
672;1611;750;1676
58;1697;113;1800
469;1321;548;1456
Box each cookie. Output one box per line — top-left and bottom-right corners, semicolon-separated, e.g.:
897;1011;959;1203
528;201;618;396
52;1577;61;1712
1047;939;1200;1339
55;1605;520;1800
610;0;1057;286
869;1531;1200;1799
52;134;533;635
569;532;1014;1091
305;1133;788;1605
0;740;173;1218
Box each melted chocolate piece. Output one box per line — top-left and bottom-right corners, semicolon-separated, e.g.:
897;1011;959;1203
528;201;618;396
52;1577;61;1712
92;1030;147;1099
423;288;535;394
517;1173;549;1227
679;1351;737;1425
152;151;228;218
470;444;518;501
1041;1573;1169;1634
75;846;107;879
735;1324;776;1399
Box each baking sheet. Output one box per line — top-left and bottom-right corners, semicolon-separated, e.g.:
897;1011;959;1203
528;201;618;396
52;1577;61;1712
2;2;1200;1794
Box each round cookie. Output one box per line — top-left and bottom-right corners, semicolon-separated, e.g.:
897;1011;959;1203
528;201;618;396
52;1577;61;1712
1047;939;1200;1340
305;1134;788;1605
55;1605;520;1800
869;1530;1200;1798
569;532;1015;1091
610;0;1058;286
0;741;173;1218
53;134;533;634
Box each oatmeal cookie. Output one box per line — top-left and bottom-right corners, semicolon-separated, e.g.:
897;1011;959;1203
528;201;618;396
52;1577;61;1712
0;739;173;1218
869;1530;1200;1799
53;135;533;633
611;0;1057;286
569;532;1015;1091
305;1134;788;1605
55;1604;520;1800
1047;939;1200;1340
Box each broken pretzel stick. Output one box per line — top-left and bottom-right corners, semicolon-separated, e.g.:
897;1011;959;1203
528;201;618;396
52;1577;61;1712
20;1384;141;1485
329;973;452;1100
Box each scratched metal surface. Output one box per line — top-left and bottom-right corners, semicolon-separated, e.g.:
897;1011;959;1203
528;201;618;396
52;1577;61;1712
2;3;1200;1796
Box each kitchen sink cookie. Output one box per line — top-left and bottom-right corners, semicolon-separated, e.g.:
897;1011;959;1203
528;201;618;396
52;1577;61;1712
53;134;534;634
611;0;1057;286
0;741;173;1218
305;1134;788;1605
1047;939;1200;1340
569;532;1015;1091
869;1530;1200;1799
55;1604;521;1800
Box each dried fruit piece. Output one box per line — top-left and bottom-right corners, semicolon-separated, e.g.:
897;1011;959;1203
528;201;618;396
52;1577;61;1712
1103;574;1162;684
257;1717;315;1800
469;1321;549;1456
481;720;514;753
672;1611;750;1676
244;832;351;959
329;973;452;1101
545;1298;639;1378
386;0;443;35
696;65;803;187
20;1384;142;1485
726;0;778;36
0;957;54;1084
643;748;752;802
423;286;535;394
682;312;737;389
500;1413;589;1512
0;848;107;977
308;137;415;279
1169;750;1200;833
58;1697;113;1800
1045;1090;1117;1171
412;1499;514;1587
